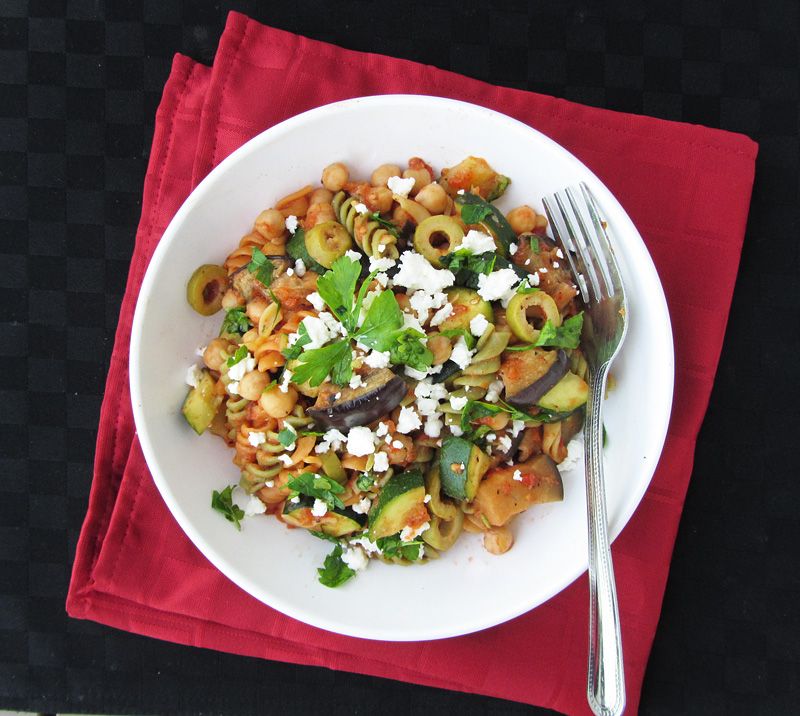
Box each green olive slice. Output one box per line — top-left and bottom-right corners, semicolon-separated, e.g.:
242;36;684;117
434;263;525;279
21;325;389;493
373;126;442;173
305;220;354;268
187;264;228;315
506;290;561;343
413;215;465;268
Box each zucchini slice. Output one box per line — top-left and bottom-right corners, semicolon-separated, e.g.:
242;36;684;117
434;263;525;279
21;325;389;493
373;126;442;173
439;436;492;501
282;496;366;537
368;469;426;540
182;369;223;435
438;288;493;333
537;371;589;413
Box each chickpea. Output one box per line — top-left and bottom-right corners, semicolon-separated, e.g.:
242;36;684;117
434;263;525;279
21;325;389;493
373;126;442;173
221;288;244;310
365;185;393;214
428;334;452;365
392;204;412;226
506;205;539;235
254;208;286;240
483;526;514;555
402;167;432;196
321;162;349;192
203;338;232;372
535;213;548;230
246;296;269;325
414;182;448;214
238;370;271;401
304;202;336;228
309;187;334;205
259;384;298;418
370;163;402;187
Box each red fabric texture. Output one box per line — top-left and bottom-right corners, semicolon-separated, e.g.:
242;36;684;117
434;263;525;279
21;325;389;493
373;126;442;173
67;13;757;715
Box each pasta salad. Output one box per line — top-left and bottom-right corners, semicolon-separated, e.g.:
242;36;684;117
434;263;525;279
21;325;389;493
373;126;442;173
183;156;588;587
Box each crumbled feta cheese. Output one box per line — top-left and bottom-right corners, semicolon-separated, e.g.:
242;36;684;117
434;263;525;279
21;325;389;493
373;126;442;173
392;251;455;294
345;250;362;263
352;497;372;514
486;433;496;442
512;469;523;482
375;422;389;437
400;521;430;542
294;258;306;276
286;267;294;276
449;425;464;437
457;189;465;195
477;268;520;306
350;535;380;555
449;395;468;411
387;175;415;198
402;311;427;336
423;414;443;438
552;261;560;269
364;350;391;369
414;380;448;401
368;256;396;272
409;289;448;322
558;433;585;472
346;426;376;457
391;439;404;449
311;499;328;517
539;267;548;274
427;364;443;375
285;215;299;234
396;406;422;434
430;303;454;327
510;419;526;437
353;202;369;215
485;378;504;403
227;352;256;381
530;272;540;286
349;373;364;389
556;248;564;258
244;495;267;517
319;311;348;337
375;272;389;287
314;428;347;453
497;435;513;453
307;291;325;311
279;369;292;393
277;454;294;466
424;494;431;503
372;451;389;472
416;397;439;417
342;546;369;571
300;315;335;349
450;336;474;370
290;496;300;503
264;480;274;488
404;366;428;381
247;431;267;447
186;364;202;388
460;229;496;255
469;313;490;338
509;242;518;255
227;381;240;395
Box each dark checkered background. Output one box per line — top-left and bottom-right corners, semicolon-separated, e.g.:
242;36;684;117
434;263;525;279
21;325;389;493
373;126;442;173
1;0;797;714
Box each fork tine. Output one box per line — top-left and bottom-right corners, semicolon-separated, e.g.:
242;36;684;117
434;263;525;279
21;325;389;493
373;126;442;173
579;183;625;300
552;190;603;303
564;187;614;299
542;195;587;297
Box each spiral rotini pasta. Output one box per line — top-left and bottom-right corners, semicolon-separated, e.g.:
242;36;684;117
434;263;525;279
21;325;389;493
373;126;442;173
183;155;590;586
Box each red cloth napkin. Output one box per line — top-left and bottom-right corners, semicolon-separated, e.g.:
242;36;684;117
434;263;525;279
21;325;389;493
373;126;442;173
67;12;757;715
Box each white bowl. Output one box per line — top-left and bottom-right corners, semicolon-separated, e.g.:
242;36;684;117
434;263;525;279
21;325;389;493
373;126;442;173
130;95;673;642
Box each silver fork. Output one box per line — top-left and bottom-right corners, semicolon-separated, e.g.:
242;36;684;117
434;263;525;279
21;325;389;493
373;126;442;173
543;183;628;716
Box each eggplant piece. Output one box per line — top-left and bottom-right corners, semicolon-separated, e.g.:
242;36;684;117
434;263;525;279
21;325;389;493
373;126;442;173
502;349;568;408
431;359;462;384
231;257;292;301
308;368;406;430
496;428;525;462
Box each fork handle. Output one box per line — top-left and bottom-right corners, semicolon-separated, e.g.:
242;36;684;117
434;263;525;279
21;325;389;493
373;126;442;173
585;365;626;716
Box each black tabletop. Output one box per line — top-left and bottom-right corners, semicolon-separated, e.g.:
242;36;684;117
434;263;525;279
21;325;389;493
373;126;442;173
1;1;797;714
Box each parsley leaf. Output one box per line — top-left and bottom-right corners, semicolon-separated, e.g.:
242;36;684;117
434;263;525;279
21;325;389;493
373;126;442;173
282;323;312;360
317;544;356;587
440;249;496;276
309;530;341;544
356;289;403;350
515;279;540;294
534;312;584;349
226;345;248;367
376;534;424;561
277;427;297;448
247;247;275;286
291;340;351;388
287;471;345;510
211;485;245;530
219;307;251;337
460;399;575;435
459;203;493;224
316;255;361;331
388;329;433;372
439;328;477;350
369;212;400;239
356;473;375;491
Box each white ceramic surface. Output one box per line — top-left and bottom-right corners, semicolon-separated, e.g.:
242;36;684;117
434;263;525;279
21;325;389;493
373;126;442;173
130;95;674;642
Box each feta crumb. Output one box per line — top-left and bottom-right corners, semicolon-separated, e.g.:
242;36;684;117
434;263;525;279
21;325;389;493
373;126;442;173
349;373;364;389
227;352;256;381
227;381;240;395
353;202;369;215
457;189;465;195
391;439;404;449
294;258;306;276
285;215;299;234
314;428;347;454
400;521;430;542
387;175;415;198
498;435;513;453
539;267;548;274
392;251;455;294
346;426;376;457
290;495;300;504
423;414;443;438
350;535;380;555
510;419;526;437
279;369;292;393
247;431;267;447
477;268;520;306
449;395;468;411
449;425;464;436
469;313;490;338
396;406;422;434
530;272;540;286
404;366;428;381
460;229;496;255
311;498;328;517
364;350;391;369
345;249;363;263
372;451;390;472
525;258;531;266
375;272;389;287
352;497;372;514
416;397;439;417
430;302;454;327
509;242;518;255
552;261;560;268
450;336;474;370
556;248;565;259
485;379;504;403
244;495;267;517
342;546;369;571
486;433;496;442
286;267;294;276
368;256;396;272
186;364;202;388
300;315;335;349
277;454;294;466
424;494;431;503
512;469;523;482
375;422;389;437
307;291;325;311
558;433;585;472
264;480;274;488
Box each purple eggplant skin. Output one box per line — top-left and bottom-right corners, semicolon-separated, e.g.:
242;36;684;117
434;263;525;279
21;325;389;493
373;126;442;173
505;349;569;408
307;369;407;431
496;429;525;462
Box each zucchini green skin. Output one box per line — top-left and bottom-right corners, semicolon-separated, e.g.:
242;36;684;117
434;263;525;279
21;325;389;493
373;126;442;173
439;436;492;501
282;496;366;537
455;192;516;255
285;228;327;274
182;369;222;435
438;288;493;332
368;470;426;539
537;371;589;413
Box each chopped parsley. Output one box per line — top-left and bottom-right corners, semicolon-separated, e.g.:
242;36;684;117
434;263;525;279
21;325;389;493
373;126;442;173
247;247;275;286
459;203;493;225
317;544;356;588
369;211;400;239
286;472;345;510
219;307;251;336
225;344;248;367
356;473;375;492
505;312;584;351
211;485;245;530
277;427;297;448
376;534;424;561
